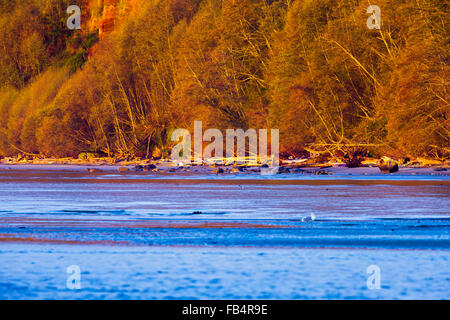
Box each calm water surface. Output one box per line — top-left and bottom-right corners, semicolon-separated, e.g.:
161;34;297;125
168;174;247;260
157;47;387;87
0;167;449;299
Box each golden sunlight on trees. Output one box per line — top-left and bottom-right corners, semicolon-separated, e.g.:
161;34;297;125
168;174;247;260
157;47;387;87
0;0;448;159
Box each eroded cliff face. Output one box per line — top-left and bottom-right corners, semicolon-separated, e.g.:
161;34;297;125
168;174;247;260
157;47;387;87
82;0;142;38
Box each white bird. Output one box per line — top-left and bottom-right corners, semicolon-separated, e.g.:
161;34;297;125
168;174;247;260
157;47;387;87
301;213;316;223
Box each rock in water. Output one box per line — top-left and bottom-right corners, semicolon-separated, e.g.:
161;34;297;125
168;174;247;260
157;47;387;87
143;164;157;171
301;213;316;223
378;157;399;173
278;166;291;173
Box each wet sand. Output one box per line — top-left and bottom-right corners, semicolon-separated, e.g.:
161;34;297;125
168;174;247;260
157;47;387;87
0;166;449;299
1;216;449;250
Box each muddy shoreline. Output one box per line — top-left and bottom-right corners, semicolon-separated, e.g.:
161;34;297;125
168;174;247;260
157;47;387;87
0;161;448;176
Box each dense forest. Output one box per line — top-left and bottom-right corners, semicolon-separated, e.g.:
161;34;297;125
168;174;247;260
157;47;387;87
0;0;448;160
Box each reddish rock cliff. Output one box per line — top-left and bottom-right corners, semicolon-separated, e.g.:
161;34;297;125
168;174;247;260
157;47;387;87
80;0;142;39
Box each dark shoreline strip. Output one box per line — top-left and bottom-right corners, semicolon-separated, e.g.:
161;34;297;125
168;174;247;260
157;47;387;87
0;178;448;186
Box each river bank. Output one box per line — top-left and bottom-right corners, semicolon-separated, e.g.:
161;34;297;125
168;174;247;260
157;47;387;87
0;162;448;177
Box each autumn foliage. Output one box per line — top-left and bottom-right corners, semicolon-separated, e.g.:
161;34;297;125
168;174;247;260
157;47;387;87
0;0;448;159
